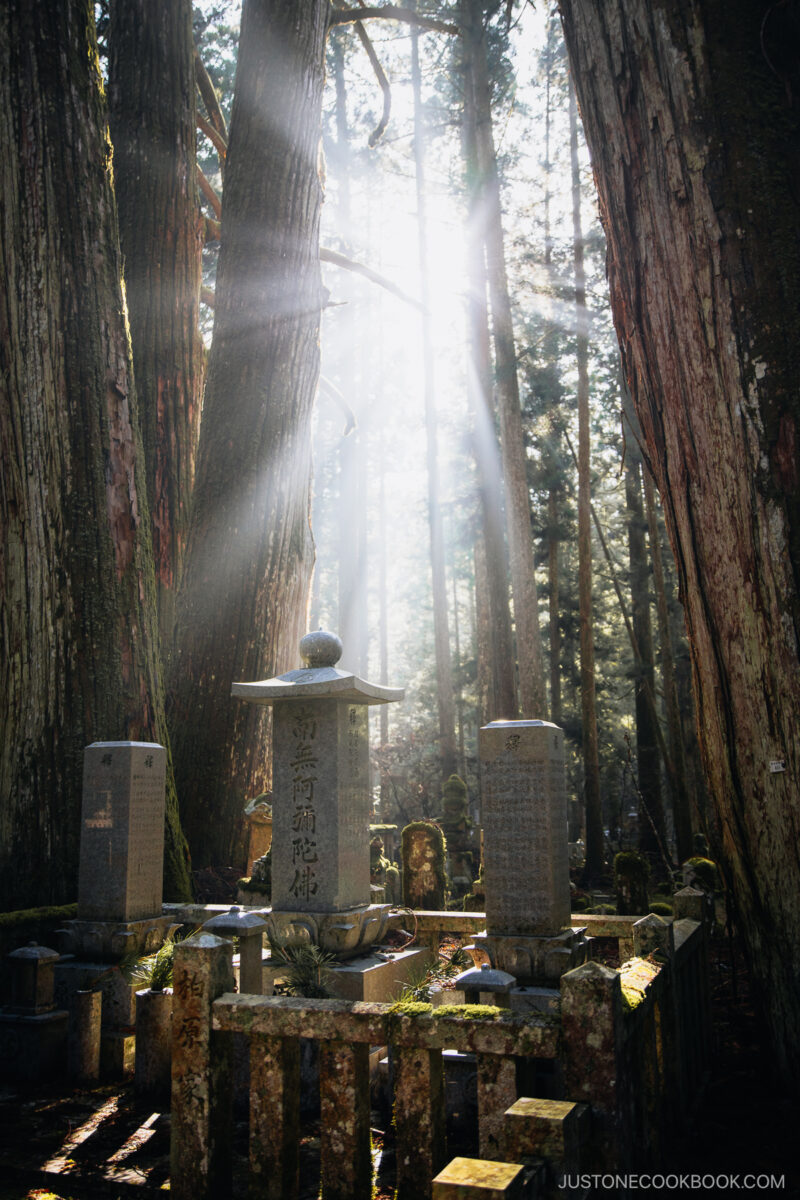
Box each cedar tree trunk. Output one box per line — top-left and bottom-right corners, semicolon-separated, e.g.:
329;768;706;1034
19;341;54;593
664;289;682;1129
559;0;800;1083
108;0;205;651
169;0;326;868
0;0;191;908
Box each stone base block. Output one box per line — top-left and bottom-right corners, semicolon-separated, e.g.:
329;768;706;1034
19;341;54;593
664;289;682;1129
433;1156;526;1199
475;927;589;987
58;915;175;961
101;1028;136;1078
509;987;560;1016
266;904;393;958
0;1009;68;1085
504;1098;590;1189
55;959;138;1028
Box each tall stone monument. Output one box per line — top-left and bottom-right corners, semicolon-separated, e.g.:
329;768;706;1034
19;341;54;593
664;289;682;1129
232;631;404;956
475;720;587;986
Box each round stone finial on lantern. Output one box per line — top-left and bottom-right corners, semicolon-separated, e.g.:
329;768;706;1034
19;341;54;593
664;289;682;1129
300;629;343;668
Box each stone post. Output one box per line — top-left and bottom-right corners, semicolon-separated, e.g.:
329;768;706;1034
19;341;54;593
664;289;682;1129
318;1039;371;1200
250;1033;301;1200
69;989;102;1084
170;933;235;1200
393;1045;446;1200
560;960;623;1169
476;1053;518;1160
134;988;173;1102
633;913;675;961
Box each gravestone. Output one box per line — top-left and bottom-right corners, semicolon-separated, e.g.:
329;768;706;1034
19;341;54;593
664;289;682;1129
232;630;405;957
402;821;447;910
475;720;587;987
56;741;174;1076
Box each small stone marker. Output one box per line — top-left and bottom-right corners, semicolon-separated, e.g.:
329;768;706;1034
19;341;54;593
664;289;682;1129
78;741;166;922
432;1156;525;1200
402;821;447;910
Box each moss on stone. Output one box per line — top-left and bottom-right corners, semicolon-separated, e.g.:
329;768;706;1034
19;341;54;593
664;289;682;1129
684;856;718;891
435;1003;501;1021
387;999;434;1018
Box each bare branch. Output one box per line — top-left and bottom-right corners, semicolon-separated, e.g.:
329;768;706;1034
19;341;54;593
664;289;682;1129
197;165;222;220
194;45;228;143
197;112;227;163
353;21;391;147
328;6;459;35
201;286;215;307
320;245;423;308
319;376;357;436
204;216;221;243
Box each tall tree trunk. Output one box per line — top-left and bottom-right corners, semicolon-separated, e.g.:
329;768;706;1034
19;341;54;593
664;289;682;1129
169;0;326;869
547;486;562;728
569;77;603;879
0;0;191;908
642;465;693;862
460;3;517;724
625;456;668;862
464;0;547;719
411;13;458;780
108;0;204;651
560;0;800;1084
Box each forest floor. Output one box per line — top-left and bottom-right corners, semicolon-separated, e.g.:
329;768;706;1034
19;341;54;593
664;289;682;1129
0;930;798;1200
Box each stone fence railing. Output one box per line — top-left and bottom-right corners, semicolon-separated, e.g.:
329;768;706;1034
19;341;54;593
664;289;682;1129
168;895;711;1200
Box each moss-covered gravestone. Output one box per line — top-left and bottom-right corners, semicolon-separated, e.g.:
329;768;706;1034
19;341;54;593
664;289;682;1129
402;821;447;910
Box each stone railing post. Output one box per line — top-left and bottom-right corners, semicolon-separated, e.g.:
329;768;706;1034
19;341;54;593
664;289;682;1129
170;932;235;1200
633;912;675;961
319;1039;372;1200
393;1045;446;1200
250;1033;301;1200
477;1052;518;1159
560;961;623;1170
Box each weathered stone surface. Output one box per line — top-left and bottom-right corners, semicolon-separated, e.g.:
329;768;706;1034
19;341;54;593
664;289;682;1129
477;1052;517;1160
265;903;392;958
503;1097;589;1166
78;742;166;923
134;988;172;1101
6;942;59;1012
432;1156;525;1199
0;1007;68;1084
394;1045;446;1200
170;933;235;1200
479;721;569;938
319;1039;371;1200
68;988;102;1084
250;1033;300;1200
633;913;675;960
560;961;622;1113
203;906;266;995
402;822;447;910
58;914;175;962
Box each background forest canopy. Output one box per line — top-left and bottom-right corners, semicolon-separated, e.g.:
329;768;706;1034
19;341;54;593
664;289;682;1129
2;0;800;1087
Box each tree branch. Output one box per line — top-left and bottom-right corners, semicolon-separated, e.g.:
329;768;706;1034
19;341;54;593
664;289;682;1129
204;216;221;243
319;375;357;436
320;245;422;308
328;6;459;35
354;21;391;146
197;165;222;219
201;286;215;307
197;112;227;163
194;45;228;143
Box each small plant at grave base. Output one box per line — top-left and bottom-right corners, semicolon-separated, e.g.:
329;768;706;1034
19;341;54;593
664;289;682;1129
120;930;190;993
268;941;335;998
396;945;473;1002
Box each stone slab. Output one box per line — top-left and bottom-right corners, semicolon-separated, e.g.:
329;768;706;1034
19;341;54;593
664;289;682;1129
324;947;431;1003
480;721;570;938
78;742;166;923
433;1156;525;1199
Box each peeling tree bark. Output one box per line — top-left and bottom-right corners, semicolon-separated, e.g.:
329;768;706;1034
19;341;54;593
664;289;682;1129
169;0;326;868
0;0;191;907
559;0;800;1084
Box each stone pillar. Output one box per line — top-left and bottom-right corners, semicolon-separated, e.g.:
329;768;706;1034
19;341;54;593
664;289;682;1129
135;989;172;1102
318;1039;371;1200
504;1097;590;1176
633;913;675;960
560;961;622;1169
476;1053;517;1160
170;933;235;1200
250;1033;300;1200
393;1045;446;1200
69;989;102;1084
476;721;587;985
